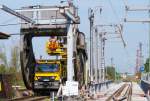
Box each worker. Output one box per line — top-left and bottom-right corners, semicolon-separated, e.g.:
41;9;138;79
46;36;59;52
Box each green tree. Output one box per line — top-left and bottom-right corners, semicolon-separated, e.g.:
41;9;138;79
106;66;115;80
106;66;121;81
0;44;24;86
10;46;20;71
0;47;7;64
144;58;150;72
0;64;6;73
10;44;24;86
0;46;8;73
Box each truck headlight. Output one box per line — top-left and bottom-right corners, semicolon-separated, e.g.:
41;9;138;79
34;83;38;86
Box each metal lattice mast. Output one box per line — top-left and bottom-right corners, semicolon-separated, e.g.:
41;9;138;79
139;42;143;68
135;43;143;74
94;24;125;82
111;57;114;67
99;33;106;82
94;28;98;83
136;49;140;74
88;9;94;82
98;32;101;83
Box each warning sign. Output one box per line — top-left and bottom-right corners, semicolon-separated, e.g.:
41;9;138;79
62;81;78;96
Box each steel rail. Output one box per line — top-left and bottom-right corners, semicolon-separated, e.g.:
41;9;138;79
9;96;49;101
106;82;132;101
106;84;127;101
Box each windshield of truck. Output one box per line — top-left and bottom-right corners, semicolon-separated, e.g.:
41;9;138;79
36;64;59;72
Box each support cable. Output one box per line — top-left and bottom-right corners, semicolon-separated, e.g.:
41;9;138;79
0;17;16;24
107;0;126;47
0;23;27;26
122;0;128;7
108;0;120;22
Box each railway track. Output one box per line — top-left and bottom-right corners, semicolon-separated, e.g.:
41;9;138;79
106;82;132;101
17;88;32;94
8;96;49;101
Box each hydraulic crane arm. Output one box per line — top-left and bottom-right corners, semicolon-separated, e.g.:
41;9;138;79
0;4;35;24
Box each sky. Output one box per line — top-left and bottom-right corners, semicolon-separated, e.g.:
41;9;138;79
0;0;150;74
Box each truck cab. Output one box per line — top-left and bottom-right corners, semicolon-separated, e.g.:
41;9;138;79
34;60;62;90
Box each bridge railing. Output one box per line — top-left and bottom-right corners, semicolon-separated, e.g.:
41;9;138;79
140;73;150;95
141;73;150;81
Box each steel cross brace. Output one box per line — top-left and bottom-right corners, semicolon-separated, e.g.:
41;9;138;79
0;4;35;24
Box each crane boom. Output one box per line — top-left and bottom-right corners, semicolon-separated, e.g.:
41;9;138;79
0;4;35;24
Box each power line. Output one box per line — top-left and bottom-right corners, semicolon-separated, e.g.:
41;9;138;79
0;23;20;26
108;0;120;22
106;0;127;48
122;0;128;7
0;17;17;24
124;46;134;68
0;23;27;26
10;33;21;35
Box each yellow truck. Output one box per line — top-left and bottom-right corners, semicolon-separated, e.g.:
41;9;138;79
34;60;67;90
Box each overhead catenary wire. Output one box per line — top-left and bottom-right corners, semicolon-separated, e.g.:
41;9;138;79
0;23;27;26
0;15;27;27
100;0;131;72
9;33;21;35
0;16;17;24
108;0;120;22
124;47;135;71
107;0;127;48
122;0;128;7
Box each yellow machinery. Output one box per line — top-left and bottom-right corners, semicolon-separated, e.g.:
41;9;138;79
46;38;67;56
34;59;67;90
0;1;88;94
17;5;88;91
34;38;67;90
35;60;61;81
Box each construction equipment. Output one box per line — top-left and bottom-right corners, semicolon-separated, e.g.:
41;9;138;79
34;60;64;90
0;3;88;94
18;4;87;91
